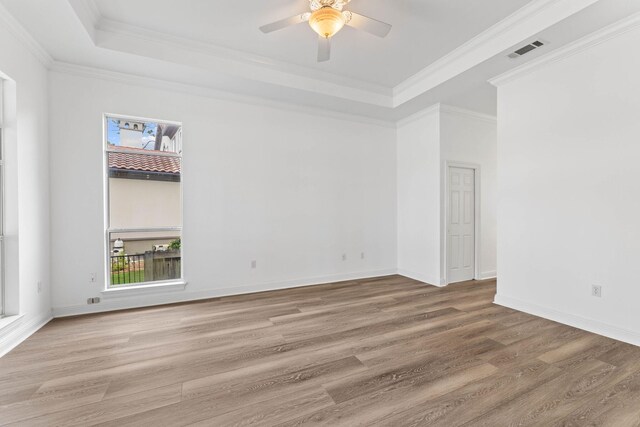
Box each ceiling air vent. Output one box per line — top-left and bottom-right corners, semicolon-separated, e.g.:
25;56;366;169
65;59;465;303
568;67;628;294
508;40;545;59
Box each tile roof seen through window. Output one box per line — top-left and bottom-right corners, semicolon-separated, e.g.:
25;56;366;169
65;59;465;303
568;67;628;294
108;146;181;175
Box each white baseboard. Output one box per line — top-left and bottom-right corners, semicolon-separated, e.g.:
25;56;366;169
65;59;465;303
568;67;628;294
0;311;53;358
494;294;640;347
396;269;443;287
52;268;398;317
477;271;497;280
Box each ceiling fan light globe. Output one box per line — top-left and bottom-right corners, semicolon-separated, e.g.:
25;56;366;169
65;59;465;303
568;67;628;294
309;7;346;38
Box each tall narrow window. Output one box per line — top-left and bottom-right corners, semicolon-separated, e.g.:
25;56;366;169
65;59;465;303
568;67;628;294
105;115;182;288
0;82;4;314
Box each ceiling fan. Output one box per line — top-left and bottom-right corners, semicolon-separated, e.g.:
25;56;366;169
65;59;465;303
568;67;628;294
259;0;392;62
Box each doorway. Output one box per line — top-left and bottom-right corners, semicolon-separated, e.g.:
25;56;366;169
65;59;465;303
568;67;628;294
446;166;477;284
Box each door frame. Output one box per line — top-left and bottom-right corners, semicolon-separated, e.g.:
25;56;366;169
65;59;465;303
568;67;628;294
442;161;481;286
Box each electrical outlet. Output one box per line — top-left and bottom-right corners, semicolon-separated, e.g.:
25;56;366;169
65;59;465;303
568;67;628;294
87;297;101;305
251;260;257;269
342;254;347;261
592;285;602;298
37;281;42;294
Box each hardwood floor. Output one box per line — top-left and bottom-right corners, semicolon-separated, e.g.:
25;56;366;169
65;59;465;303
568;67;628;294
2;275;640;426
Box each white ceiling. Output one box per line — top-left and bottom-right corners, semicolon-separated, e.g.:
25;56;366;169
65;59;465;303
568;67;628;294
1;0;638;122
92;0;532;88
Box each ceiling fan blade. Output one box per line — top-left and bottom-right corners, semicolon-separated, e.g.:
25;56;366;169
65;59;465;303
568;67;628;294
260;13;309;33
318;36;331;62
346;12;392;38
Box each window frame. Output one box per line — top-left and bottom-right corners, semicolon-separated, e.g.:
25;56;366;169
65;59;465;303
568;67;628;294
102;113;184;290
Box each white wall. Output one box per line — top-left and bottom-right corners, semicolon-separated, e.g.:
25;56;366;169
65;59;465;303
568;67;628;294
397;110;442;285
49;71;397;315
0;7;52;356
440;109;497;280
495;21;640;345
397;105;497;286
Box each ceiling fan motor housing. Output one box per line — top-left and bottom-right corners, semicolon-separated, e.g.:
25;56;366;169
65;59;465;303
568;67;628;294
309;0;351;12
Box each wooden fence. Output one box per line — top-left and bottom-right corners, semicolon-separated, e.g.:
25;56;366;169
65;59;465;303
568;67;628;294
144;250;181;282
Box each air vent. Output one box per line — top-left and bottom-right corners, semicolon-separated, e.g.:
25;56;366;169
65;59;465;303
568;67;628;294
508;40;545;59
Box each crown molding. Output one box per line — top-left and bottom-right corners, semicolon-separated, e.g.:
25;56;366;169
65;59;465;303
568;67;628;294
64;0;603;111
392;0;600;107
397;103;497;128
50;61;397;129
97;18;392;98
73;0;599;110
1;0;607;114
67;0;100;41
0;2;53;68
94;18;392;108
489;11;640;87
85;0;101;23
51;61;496;129
440;105;497;123
396;103;441;128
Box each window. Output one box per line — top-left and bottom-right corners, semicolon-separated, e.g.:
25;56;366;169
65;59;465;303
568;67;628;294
104;115;183;288
0;82;4;314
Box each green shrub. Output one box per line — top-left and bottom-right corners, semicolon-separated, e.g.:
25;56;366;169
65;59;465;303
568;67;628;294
169;238;181;250
111;254;128;272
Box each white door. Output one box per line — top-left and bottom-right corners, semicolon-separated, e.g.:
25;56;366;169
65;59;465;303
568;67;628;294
447;167;475;284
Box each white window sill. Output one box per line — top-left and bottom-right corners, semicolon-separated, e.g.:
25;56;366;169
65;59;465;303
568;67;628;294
101;280;187;298
0;314;25;332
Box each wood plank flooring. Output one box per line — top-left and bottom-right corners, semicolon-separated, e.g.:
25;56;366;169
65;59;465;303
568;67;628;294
2;275;640;426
